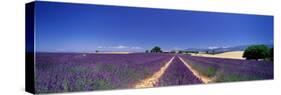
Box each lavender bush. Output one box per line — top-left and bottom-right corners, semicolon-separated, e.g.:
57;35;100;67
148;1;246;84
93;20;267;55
179;55;273;82
156;56;202;86
35;53;174;93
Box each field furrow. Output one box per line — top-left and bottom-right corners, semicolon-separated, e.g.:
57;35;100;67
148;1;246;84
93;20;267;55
156;56;203;86
134;56;175;88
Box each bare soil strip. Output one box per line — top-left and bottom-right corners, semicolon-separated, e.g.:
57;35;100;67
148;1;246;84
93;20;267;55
134;56;175;88
178;57;214;84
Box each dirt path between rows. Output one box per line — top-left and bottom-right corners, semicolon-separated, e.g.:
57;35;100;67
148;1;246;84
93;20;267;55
133;56;212;88
134;56;175;88
178;56;214;84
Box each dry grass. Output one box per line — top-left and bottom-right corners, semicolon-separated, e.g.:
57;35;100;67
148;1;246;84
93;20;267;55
190;51;245;60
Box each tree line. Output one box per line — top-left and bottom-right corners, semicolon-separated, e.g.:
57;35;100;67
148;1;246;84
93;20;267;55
147;45;274;61
243;45;273;61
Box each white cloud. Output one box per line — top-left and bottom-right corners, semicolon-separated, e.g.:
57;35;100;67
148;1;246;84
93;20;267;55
97;45;142;50
97;46;104;49
131;46;142;49
208;46;219;49
113;45;128;49
222;45;230;48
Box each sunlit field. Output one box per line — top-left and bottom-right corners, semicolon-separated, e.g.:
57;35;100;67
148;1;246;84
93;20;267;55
35;52;273;93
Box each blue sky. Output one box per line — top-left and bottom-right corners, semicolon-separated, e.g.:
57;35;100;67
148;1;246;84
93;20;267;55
35;1;273;52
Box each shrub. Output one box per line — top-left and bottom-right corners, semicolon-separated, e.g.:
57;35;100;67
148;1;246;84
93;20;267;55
269;48;273;61
145;50;150;53
243;45;269;60
178;51;183;54
150;46;163;53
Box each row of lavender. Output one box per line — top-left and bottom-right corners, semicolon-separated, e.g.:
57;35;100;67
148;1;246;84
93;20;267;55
179;55;273;82
35;53;174;93
156;56;203;86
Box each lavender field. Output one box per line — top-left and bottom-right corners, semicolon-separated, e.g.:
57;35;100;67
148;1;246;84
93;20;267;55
35;53;174;93
179;55;273;82
156;56;203;86
35;53;273;93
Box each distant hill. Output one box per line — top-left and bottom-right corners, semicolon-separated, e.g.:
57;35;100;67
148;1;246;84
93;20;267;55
212;45;249;52
184;48;208;52
184;44;273;53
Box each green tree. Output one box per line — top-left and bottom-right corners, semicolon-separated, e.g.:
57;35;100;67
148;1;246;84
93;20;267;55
243;45;270;60
145;50;150;53
178;51;183;54
151;46;163;53
269;48;273;61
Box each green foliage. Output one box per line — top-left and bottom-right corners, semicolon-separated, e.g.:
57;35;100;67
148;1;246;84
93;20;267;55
185;51;199;54
75;77;87;90
145;50;149;53
62;79;68;92
216;74;261;82
187;62;217;77
269;48;273;61
243;45;270;60
92;79;111;90
206;67;217;77
150;46;163;53
178;51;183;54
